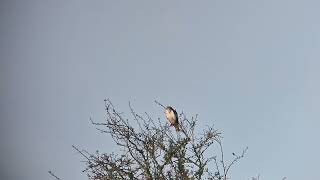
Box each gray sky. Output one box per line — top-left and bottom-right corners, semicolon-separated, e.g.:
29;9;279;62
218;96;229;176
1;0;320;179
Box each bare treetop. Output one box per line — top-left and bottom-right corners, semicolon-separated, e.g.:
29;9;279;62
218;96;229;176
73;99;247;180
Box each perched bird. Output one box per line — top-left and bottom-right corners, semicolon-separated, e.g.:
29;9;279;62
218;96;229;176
165;106;180;131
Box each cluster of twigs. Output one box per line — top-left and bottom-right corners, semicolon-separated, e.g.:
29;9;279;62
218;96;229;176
72;99;247;180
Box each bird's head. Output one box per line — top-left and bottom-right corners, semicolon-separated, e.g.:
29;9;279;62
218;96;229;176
165;106;173;113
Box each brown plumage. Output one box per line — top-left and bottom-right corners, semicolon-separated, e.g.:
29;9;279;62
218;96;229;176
165;106;180;131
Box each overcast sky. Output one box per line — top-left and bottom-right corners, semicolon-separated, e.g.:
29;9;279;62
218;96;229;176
1;0;320;180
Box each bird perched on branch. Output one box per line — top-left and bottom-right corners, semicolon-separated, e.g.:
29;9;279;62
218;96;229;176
165;106;180;131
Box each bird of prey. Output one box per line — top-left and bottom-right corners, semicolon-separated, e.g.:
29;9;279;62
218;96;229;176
165;106;180;131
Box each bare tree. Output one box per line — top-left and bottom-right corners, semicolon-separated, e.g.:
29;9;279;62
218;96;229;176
73;99;247;180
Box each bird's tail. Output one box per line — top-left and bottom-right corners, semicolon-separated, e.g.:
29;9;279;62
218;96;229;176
174;124;180;131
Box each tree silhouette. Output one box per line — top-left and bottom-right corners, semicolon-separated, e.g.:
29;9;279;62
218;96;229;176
72;99;247;180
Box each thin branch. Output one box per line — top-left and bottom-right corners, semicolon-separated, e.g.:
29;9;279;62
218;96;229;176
48;170;61;180
154;100;166;109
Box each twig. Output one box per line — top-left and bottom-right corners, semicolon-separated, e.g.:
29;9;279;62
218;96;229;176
48;170;61;180
154;100;166;109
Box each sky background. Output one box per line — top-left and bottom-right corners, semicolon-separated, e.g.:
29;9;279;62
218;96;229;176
1;0;320;180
